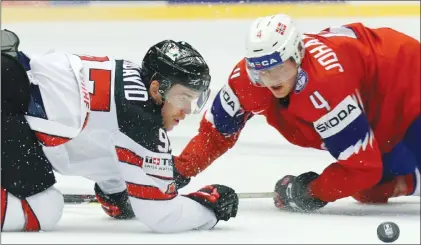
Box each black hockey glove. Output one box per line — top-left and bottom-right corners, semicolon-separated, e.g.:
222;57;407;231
184;184;238;221
273;172;328;212
94;183;135;220
173;157;191;189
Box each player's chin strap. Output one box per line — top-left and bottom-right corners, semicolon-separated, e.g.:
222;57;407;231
63;192;276;204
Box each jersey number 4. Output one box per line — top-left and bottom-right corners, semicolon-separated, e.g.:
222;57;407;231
79;55;112;112
310;91;331;111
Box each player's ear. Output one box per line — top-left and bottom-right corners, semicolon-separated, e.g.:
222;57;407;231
149;80;163;105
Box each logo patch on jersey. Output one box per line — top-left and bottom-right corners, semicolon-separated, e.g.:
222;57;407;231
165;182;177;195
220;84;241;117
313;96;361;139
143;156;173;179
294;68;308;94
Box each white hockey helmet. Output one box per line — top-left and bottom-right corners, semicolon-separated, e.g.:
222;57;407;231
245;14;305;87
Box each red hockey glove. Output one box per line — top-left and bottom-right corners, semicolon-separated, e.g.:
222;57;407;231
184;184;238;221
94;183;135;220
273;172;328;212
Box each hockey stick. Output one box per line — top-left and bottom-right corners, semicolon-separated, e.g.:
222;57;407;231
63;192;275;204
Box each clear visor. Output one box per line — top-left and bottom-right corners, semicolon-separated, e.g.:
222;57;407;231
164;84;211;114
246;59;296;88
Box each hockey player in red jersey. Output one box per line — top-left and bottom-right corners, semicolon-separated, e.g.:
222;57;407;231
174;14;420;212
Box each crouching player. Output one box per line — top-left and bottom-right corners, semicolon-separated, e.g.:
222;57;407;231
174;14;420;212
1;29;238;232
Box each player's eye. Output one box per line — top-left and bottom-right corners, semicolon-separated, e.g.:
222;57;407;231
179;95;189;101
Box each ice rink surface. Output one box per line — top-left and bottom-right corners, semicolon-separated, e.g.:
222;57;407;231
2;16;420;244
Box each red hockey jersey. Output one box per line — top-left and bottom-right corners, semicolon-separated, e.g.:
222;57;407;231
176;23;420;202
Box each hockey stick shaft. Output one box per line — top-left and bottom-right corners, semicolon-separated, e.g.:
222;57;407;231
237;191;275;199
63;192;275;204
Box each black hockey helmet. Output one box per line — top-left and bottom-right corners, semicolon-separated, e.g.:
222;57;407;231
141;40;211;113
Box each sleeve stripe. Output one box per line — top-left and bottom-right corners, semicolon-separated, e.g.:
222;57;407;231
1;187;8;230
210;87;247;135
115;146;143;168
21;199;41;231
322;110;372;160
35;131;71;147
34;113;89;147
146;173;173;181
126;182;176;201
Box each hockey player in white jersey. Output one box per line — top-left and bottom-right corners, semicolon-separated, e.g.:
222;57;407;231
1;29;238;232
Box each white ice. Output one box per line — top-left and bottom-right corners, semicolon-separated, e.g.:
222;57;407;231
1;16;420;244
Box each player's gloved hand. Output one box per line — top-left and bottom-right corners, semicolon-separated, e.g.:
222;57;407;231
94;183;135;220
173;157;190;189
184;184;238;221
273;172;328;212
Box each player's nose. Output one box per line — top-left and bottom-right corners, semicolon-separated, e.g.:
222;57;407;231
181;105;192;116
179;110;187;119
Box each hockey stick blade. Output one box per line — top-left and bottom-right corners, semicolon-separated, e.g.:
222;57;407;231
63;192;275;204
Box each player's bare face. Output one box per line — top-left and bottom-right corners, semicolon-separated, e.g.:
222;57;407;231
162;100;186;131
261;59;298;98
162;84;202;131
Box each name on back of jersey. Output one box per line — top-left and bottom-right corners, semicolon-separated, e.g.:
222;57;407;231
303;36;344;73
122;60;148;102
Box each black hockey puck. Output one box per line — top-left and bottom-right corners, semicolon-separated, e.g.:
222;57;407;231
377;222;400;243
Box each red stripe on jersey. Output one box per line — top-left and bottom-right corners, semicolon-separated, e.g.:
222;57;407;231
126;182;176;200
1;187;7;231
146;173;173;181
78;55;110;62
115;147;143;168
21;199;40;232
82;113;90;128
35;132;71;147
35;113;89;147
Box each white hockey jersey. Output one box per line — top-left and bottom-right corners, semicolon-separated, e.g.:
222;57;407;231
24;52;217;233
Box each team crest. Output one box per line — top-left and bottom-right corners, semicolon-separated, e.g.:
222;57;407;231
165;45;180;62
294;68;308;94
165;182;177;195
